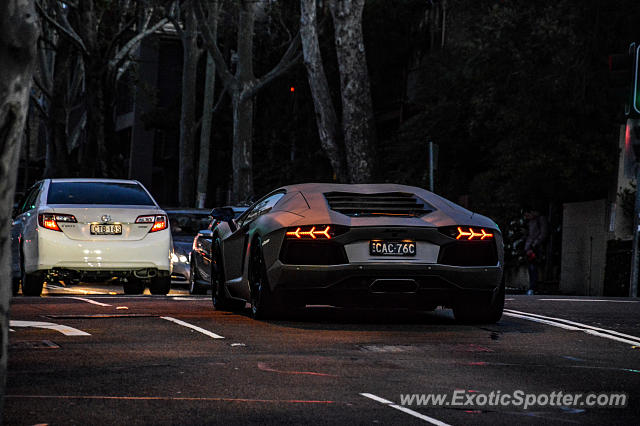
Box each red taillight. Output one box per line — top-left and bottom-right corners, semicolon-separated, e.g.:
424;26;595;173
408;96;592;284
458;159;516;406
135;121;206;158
286;225;332;239
38;213;76;232
136;215;167;233
456;226;493;240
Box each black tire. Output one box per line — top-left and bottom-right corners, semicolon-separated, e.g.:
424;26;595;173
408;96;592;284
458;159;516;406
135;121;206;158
212;241;244;311
249;238;282;320
149;275;171;295
188;260;206;295
453;277;505;324
22;270;45;296
123;278;145;295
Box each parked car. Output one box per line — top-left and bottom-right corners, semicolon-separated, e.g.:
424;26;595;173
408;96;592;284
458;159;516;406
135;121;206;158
11;178;172;296
166;208;211;286
189;206;247;295
203;183;504;322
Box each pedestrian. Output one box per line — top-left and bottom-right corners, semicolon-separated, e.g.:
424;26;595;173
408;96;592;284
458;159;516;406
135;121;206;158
523;208;548;295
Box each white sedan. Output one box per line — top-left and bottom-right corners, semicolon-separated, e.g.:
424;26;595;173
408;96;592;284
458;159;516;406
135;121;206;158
11;178;172;296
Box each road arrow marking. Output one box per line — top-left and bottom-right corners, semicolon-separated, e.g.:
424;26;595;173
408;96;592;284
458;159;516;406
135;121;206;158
10;320;90;336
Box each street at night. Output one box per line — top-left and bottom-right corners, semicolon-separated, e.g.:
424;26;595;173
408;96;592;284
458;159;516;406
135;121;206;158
2;1;640;425
4;285;639;425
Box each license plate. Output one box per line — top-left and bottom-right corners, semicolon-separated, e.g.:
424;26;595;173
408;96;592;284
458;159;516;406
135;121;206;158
90;224;122;235
370;240;416;256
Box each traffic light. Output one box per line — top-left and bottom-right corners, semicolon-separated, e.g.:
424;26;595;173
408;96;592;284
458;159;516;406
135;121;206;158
609;42;640;117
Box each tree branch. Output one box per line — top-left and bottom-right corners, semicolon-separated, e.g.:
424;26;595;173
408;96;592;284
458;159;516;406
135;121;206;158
30;93;49;119
108;16;169;75
194;0;236;90
242;32;301;100
32;75;52;101
35;0;88;55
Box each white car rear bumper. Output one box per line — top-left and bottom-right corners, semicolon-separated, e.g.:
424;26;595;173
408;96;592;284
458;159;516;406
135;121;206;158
27;228;171;273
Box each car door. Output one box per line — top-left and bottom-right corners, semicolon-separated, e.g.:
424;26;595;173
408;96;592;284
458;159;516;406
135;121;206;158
222;192;285;297
193;227;214;282
11;181;44;275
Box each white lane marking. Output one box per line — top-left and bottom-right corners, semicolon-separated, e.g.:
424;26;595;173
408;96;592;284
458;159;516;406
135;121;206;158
67;297;112;307
504;309;640;346
161;317;224;339
10;320;91;336
360;393;452;426
503;312;582;331
538;298;639;303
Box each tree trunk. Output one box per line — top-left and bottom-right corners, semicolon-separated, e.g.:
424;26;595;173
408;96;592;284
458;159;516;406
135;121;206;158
300;0;347;182
231;1;256;204
329;0;375;183
82;68;106;177
43;39;72;178
75;0;107;177
0;0;39;415
194;0;301;204
197;0;219;208
179;3;199;206
231;93;254;204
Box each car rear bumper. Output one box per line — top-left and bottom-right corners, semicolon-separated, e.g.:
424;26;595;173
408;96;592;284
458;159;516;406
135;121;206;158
268;261;502;307
28;228;171;273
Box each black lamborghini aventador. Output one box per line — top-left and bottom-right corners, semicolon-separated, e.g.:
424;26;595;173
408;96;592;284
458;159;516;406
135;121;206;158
194;183;504;323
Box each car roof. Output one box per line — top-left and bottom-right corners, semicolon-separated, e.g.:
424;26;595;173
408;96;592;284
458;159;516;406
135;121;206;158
279;182;429;195
48;178;142;184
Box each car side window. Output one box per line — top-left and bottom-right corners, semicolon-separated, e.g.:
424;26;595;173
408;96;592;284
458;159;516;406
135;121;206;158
20;182;42;214
238;192;285;227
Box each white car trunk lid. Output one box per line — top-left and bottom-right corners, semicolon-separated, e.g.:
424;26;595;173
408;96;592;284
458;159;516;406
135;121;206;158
48;207;163;241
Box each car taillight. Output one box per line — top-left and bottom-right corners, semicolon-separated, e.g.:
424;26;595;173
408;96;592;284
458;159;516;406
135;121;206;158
439;226;495;241
38;213;77;232
286;225;333;240
136;215;168;232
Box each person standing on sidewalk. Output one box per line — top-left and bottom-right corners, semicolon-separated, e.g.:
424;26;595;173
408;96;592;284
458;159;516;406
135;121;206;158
524;208;549;295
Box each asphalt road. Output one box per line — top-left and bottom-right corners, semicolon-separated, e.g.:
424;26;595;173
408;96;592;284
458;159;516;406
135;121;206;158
4;282;640;425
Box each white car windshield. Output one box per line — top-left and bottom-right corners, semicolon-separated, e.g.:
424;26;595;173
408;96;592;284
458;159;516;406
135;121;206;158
47;182;155;205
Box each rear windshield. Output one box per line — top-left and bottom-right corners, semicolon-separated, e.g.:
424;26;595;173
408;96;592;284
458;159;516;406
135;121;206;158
47;182;155;206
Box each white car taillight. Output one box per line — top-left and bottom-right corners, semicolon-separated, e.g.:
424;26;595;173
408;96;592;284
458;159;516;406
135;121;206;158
136;215;168;232
38;213;77;231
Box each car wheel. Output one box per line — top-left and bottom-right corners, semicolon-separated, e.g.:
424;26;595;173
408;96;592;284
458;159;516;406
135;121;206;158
123;278;145;295
188;260;206;295
453;277;505;324
22;270;45;296
249;238;282;320
212;241;244;311
149;275;170;295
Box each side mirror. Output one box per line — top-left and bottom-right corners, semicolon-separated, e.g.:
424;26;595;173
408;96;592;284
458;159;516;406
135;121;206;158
209;207;235;222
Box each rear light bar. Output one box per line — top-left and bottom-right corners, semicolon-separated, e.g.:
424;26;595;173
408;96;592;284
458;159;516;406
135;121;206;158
136;214;168;232
38;213;77;232
456;227;493;240
286;225;332;239
439;226;495;241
